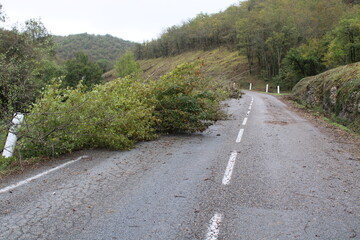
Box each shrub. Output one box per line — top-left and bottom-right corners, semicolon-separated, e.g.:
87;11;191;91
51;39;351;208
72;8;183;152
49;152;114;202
114;51;142;78
14;61;226;159
17;77;156;158
151;62;224;133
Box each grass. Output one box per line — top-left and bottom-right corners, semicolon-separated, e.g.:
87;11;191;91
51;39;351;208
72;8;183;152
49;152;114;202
138;47;266;88
287;98;358;136
0;155;47;179
323;117;352;132
0;122;8;156
0;156;15;176
0;122;16;177
104;47;273;93
0;120;38;177
139;47;246;79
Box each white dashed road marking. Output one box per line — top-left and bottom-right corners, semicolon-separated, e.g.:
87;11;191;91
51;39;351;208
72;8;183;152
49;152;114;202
242;117;248;126
222;151;238;185
236;129;244;143
205;213;222;240
206;96;255;239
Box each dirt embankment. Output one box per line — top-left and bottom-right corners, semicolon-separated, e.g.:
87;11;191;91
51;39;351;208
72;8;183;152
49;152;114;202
292;62;360;134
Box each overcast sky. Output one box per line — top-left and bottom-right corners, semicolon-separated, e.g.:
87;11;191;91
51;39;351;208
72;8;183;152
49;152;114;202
1;0;239;42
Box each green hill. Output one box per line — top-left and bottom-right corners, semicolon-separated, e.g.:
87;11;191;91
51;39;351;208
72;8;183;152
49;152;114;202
142;47;271;91
134;0;359;91
139;48;246;81
292;62;360;133
54;33;135;63
103;47;265;90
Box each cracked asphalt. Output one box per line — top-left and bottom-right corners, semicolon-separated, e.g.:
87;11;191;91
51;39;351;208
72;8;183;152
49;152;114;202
0;91;359;240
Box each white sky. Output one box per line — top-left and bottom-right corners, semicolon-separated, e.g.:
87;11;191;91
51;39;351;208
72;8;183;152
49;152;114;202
1;0;239;42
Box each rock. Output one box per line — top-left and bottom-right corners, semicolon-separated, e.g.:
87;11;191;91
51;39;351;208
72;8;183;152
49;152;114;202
292;62;360;134
330;86;337;105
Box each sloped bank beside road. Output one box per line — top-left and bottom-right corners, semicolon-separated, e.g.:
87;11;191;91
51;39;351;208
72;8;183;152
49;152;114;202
292;62;360;134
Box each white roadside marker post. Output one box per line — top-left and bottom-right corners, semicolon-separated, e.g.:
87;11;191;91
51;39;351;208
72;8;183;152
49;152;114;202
277;86;280;94
2;113;24;158
249;83;252;90
266;84;269;93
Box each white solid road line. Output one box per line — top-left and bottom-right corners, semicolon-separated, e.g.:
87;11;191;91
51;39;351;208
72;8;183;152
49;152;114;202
0;156;88;194
222;151;238;185
236;129;244;143
205;213;223;240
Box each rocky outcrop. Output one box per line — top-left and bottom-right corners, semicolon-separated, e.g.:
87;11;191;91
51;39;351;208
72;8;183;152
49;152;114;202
292;62;360;133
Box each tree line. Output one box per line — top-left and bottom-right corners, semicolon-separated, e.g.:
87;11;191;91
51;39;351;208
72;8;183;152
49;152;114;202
54;33;135;71
134;0;360;89
0;5;122;118
1;0;359;118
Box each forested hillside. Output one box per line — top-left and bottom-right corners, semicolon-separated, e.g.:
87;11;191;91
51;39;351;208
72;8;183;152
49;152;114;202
135;0;360;90
54;33;135;63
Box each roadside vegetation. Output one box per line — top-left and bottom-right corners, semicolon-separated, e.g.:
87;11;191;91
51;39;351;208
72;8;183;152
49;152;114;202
138;48;247;84
292;62;360;134
103;48;247;96
133;0;359;133
1;0;360;174
0;61;229;174
136;0;359;91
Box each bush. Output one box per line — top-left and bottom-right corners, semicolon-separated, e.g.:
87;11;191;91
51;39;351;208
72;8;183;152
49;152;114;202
151;62;224;133
15;61;226;158
17;78;157;157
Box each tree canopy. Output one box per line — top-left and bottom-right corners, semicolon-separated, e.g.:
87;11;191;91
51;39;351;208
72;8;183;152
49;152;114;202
135;0;360;89
114;51;142;78
54;33;135;64
63;52;102;88
0;19;58;116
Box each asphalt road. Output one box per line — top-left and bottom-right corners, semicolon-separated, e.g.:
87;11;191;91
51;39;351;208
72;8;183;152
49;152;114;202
0;91;359;240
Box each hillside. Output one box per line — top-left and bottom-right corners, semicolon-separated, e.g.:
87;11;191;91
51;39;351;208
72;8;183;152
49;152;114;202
292;62;360;133
104;47;266;90
134;0;359;91
54;33;135;63
139;48;245;81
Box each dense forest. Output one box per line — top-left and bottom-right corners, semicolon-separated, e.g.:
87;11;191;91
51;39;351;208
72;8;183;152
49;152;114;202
54;33;135;63
135;0;360;89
